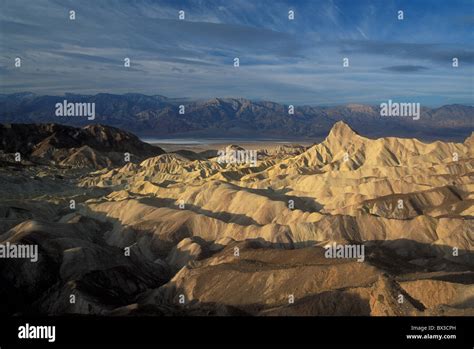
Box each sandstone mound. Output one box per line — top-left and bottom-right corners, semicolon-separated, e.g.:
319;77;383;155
1;121;472;316
0;123;165;168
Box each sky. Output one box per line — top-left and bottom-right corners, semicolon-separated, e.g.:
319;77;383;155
0;0;473;106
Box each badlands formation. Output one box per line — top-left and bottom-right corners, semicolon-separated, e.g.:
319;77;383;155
0;121;473;316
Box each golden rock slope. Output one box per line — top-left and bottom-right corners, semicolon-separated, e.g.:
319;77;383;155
1;121;473;316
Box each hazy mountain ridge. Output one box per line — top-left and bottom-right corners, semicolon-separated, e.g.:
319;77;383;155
1;93;472;140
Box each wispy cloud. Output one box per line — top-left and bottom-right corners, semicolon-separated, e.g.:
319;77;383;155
0;0;473;106
382;65;429;73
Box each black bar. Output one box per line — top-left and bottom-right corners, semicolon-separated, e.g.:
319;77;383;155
1;316;472;348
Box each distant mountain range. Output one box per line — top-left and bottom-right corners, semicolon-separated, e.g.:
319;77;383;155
0;92;473;141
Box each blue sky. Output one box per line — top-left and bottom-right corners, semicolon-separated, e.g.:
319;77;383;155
1;0;473;105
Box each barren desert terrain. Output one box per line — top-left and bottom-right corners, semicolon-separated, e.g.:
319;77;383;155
0;121;473;316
